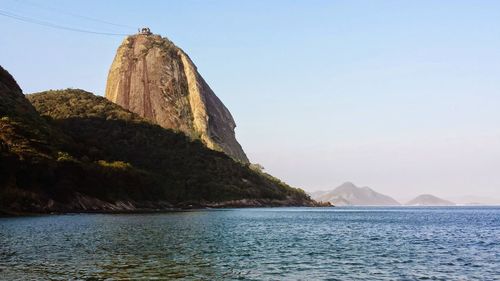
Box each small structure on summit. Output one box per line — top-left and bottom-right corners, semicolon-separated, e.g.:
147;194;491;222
138;27;152;35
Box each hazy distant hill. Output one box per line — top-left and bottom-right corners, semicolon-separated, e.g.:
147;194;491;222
406;194;455;206
311;182;400;206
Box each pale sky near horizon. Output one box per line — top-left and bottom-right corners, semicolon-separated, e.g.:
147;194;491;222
1;0;499;202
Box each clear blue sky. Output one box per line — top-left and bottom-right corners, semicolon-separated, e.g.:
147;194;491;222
1;0;499;202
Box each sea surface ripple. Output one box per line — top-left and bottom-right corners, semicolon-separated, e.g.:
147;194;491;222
0;206;499;280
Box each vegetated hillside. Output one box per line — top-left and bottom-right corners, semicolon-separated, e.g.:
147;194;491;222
0;65;319;214
26;89;317;208
0;66;64;157
0;66;170;213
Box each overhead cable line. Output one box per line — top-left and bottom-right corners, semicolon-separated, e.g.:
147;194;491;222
0;9;130;36
15;0;136;29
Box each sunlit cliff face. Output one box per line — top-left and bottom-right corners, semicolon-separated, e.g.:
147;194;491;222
105;33;249;163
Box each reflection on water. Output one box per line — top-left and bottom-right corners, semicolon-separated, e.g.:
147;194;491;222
0;207;499;280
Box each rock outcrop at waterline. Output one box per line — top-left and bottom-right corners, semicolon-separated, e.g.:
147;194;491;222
105;32;249;163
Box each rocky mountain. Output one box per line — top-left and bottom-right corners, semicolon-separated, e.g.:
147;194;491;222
105;32;248;163
406;194;455;206
0;65;319;214
312;182;400;206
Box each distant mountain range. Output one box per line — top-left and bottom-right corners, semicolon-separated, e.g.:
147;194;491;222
405;194;455;206
310;182;487;206
311;182;400;206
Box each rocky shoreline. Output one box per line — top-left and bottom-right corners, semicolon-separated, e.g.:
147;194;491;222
1;196;332;216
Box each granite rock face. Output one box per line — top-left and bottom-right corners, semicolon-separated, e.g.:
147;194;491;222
105;33;249;162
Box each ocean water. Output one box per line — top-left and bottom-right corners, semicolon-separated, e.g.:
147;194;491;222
0;207;498;280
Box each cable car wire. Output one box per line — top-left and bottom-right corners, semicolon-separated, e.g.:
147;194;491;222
14;0;136;29
0;9;131;36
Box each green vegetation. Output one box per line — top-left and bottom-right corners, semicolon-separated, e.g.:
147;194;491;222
28;89;308;202
1;67;314;213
